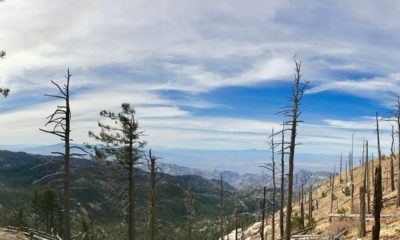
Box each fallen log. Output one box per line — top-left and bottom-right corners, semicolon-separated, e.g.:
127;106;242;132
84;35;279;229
329;213;400;219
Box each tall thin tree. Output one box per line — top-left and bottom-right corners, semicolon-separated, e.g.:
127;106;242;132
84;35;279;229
283;58;308;240
390;126;395;192
220;175;224;240
279;124;285;238
40;69;83;240
146;150;159;240
88;103;146;240
372;166;382;240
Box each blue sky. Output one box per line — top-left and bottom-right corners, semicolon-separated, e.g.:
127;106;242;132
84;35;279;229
0;1;399;171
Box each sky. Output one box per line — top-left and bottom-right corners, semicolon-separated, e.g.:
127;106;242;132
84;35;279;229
0;1;400;172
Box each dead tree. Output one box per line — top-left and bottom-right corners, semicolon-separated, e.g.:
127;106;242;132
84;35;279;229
40;69;83;240
397;97;400;207
350;133;355;214
220;175;224;240
366;140;371;214
390;126;395;192
308;176;313;226
372;166;382;240
330;166;336;215
300;183;305;229
185;186;194;240
262;128;277;240
339;153;342;183
283;58;309;240
345;160;348;183
260;186;266;240
359;186;366;237
146;150;159;240
279;124;285;238
376;112;382;165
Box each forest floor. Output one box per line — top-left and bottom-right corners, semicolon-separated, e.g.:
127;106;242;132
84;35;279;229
226;155;400;239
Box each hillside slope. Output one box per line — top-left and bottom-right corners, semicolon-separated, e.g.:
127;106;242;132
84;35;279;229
235;155;400;239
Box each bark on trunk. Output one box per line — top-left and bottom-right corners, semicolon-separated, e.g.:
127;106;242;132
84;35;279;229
359;186;366;237
372;166;382;240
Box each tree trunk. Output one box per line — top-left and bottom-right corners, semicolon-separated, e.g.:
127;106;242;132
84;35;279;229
308;178;313;226
300;184;304;229
285;60;306;240
376;113;382;165
147;151;157;240
359;186;366;237
260;186;266;240
279;125;285;238
128;162;134;240
340;153;342;183
220;175;224;240
63;74;71;240
390;126;395;192
366;140;371;214
397;97;400;207
372;166;382;240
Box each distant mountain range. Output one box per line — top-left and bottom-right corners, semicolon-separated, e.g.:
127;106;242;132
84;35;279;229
0;144;333;190
0;144;339;174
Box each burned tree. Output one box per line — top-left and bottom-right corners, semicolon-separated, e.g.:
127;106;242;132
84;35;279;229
365;140;371;214
339;153;343;183
359;186;366;237
397;97;400;207
376;113;382;165
279;124;285;238
260;186;266;240
308;176;313;226
88;103;146;240
283;59;309;240
330;166;336;215
261;128;277;240
372;166;382;240
146;150;159;240
220;175;224;240
390;126;395;192
40;69;84;240
300;183;304;229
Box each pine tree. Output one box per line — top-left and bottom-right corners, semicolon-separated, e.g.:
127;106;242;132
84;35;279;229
88;103;146;240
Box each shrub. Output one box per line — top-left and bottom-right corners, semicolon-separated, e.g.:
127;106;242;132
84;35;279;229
321;191;327;198
342;187;351;197
337;207;347;215
291;214;304;230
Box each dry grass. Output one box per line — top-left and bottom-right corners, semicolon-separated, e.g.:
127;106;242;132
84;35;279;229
239;155;400;239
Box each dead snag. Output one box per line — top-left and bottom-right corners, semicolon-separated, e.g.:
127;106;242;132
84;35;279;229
372;166;382;240
359;186;366;237
283;58;309;240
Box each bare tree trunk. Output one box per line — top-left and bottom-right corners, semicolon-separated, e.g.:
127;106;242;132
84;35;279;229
345;160;348;183
308;177;313;226
300;184;304;229
366;140;371;214
279;125;285;238
372;166;382;240
260;186;266;240
390;126;395;192
350;153;354;214
340;153;342;183
64;79;71;240
376;113;382;165
220;175;224;240
359;186;366;237
146;150;157;240
330;167;336;215
397;97;400;207
284;59;308;240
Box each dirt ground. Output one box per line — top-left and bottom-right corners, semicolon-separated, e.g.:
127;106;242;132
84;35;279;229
0;228;26;240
